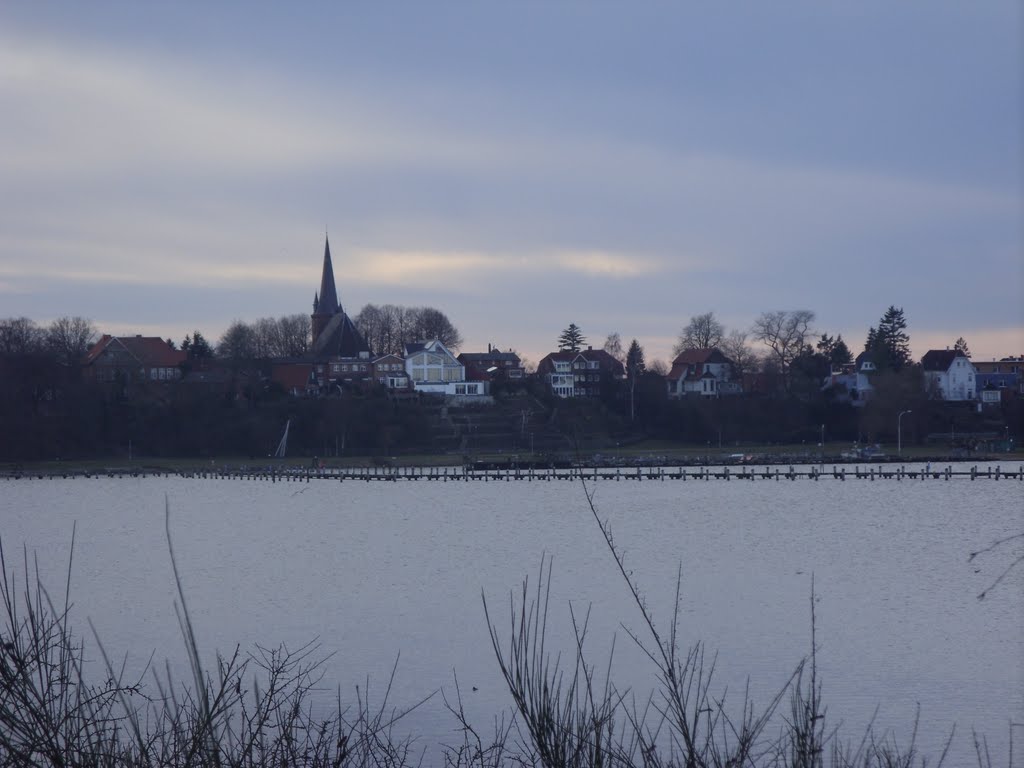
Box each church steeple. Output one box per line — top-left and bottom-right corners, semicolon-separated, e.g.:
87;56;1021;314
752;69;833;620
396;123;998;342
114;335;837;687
318;236;340;315
309;233;371;358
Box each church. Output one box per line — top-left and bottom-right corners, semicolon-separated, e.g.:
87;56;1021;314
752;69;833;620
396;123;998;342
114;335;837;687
311;235;371;359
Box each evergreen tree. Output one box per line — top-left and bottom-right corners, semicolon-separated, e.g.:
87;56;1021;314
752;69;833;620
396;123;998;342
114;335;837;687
182;331;213;359
954;336;971;358
865;307;911;371
625;339;645;422
626;339;645;376
831;335;853;367
558;323;586;353
817;333;852;368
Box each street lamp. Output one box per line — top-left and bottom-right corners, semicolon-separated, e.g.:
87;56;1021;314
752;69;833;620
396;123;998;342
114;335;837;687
898;410;912;457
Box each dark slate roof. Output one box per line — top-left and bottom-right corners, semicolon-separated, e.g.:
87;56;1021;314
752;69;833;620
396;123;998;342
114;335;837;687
318;236;340;315
458;350;522;364
311;312;370;357
921;349;968;372
537;348;625;376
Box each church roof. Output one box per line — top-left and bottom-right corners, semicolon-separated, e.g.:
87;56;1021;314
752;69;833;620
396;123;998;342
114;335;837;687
311;311;370;358
317;236;340;315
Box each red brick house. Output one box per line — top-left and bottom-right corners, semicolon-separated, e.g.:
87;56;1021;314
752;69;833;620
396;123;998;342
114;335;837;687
83;335;186;384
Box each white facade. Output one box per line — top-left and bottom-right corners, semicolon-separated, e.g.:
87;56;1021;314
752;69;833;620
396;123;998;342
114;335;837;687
666;349;739;398
925;355;976;401
548;360;575;398
404;340;488;398
405;340;465;385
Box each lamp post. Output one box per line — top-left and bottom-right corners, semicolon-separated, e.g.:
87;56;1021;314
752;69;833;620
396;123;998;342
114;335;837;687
898;410;912;457
820;424;825;467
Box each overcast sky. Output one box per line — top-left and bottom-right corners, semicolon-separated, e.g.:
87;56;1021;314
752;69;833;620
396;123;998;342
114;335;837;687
1;2;1021;366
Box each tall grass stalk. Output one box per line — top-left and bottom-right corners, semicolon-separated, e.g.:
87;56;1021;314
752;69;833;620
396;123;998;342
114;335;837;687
0;504;427;767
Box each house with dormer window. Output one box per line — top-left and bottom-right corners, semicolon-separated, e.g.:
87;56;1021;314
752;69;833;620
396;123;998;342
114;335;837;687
665;348;740;398
83;335;186;387
537;347;624;398
921;349;976;401
822;351;876;406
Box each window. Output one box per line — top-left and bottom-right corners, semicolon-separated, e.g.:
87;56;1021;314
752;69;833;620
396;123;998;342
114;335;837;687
455;384;466;395
467;384;478;394
588;361;598;370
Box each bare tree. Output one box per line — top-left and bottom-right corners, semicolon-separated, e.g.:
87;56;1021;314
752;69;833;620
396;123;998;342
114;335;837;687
252;317;282;359
603;332;625;363
0;317;44;355
45;316;97;364
647;358;669;376
673;311;724;356
277;314;311;357
751;310;815;376
720;329;761;378
217;320;257;361
413;307;463;350
356;304;462;355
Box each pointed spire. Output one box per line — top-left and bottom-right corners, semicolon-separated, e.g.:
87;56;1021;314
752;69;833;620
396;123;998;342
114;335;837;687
318;235;339;315
313;291;319;313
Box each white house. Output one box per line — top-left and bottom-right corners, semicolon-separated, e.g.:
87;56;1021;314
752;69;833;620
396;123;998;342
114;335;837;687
822;351;876;406
404;340;488;398
921;349;976;401
666;348;740;398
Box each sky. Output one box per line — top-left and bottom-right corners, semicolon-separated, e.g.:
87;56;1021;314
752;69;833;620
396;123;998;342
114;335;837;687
1;2;1021;367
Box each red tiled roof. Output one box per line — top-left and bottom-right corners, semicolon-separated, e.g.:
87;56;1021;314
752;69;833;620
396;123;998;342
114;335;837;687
667;348;731;382
85;335;186;367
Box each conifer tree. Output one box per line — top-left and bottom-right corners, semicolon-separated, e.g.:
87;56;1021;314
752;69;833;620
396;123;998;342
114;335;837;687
558;323;586;353
866;306;911;371
954;336;971;358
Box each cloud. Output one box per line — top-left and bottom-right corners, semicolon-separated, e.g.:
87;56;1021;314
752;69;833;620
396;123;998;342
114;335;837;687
553;250;661;277
350;250;498;285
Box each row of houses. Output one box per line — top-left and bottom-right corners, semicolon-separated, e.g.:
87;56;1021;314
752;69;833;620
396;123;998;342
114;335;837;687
80;238;1022;406
824;349;1024;405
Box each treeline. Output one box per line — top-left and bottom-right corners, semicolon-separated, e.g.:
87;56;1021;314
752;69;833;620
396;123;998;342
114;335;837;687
0;364;434;462
0;310;1017;463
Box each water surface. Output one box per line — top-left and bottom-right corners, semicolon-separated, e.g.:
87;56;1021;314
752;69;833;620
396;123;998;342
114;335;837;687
3;465;1022;764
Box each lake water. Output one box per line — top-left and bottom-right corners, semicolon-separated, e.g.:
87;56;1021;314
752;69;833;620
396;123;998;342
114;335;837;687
3;464;1022;765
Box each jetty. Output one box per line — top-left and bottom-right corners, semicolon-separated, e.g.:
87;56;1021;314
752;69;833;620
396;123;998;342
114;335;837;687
4;464;1022;483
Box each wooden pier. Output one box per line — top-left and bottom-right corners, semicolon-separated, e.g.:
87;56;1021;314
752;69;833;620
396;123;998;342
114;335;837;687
4;464;1022;483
